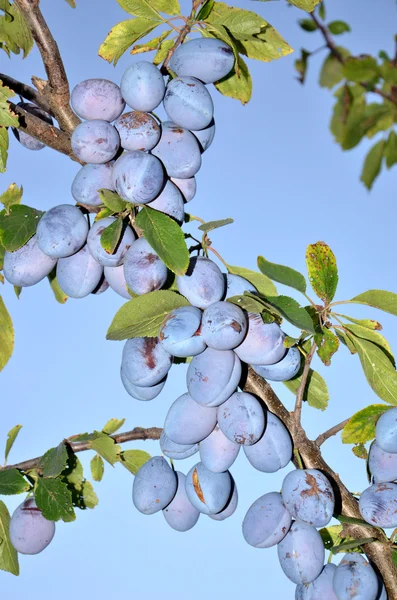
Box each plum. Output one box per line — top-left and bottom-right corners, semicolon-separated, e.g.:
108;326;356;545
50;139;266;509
217;392;265;446
120;367;166;400
71;79;125;121
359;482;397;528
147;180;184;223
10;498;55;555
177;256;225;309
368;441;397;483
201;301;247;350
151;121;201;179
333;553;379;600
71;162;114;207
56;245;103;298
185;462;231;515
282;469;335;528
12;102;53;150
199;424;240;473
169;38;234;84
242;491;292;548
376;408;397;454
3;235;57;287
36;204;88;258
112;150;165;204
163;76;214;131
295;563;338;600
277;521;325;584
121;61;165;112
171;176;196;202
104;265;131;299
244;412;292;473
159;306;206;358
87;217;135;267
92;276;109;295
253;347;301;382
160;431;199;460
121;337;172;387
114;111;160;152
123;238;167;295
208;477;238;521
163;472;200;532
71;119;120;164
234;313;286;365
192;119;215;152
164;392;217;445
224;273;256;299
187;348;241;407
132;456;177;515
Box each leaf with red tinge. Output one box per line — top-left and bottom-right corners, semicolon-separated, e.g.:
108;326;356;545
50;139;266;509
306;241;338;303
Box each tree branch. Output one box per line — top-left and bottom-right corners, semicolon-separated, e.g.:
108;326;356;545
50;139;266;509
0;73;53;115
316;418;350;446
162;0;205;70
293;342;317;428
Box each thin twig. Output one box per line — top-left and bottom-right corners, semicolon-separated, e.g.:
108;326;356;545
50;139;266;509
293;341;317;426
315;418;350;446
0;73;53;115
162;0;205;70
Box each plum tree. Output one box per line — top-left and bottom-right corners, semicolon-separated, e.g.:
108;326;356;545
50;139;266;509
185;462;232;515
87;217;135;267
159;306;206;358
217;392;265;446
234;314;286;365
359;483;397;528
71;119;120;163
159;431;199;460
120;61;165;112
333;553;379;600
242;492;292;548
199;424;240;472
277;521;325;584
12;102;53;150
56;245;103;298
187;348;241;407
10;498;56;555
112;150;165;203
281;469;335;527
163;76;214;131
147;181;185;223
375;408;397;454
368;441;397;483
169;38;235;83
177;257;225;309
163;472;200;532
243;412;292;473
104;265;131;299
121;337;172;387
70;78;125;121
3;235;57;287
170;176;196;202
132;456;177;515
151;121;202;179
71;162;114;207
114;111;160;152
36;204;88;258
123;237;168;295
163;392;217;444
295;564;338;600
201;301;247;350
252;347;301;382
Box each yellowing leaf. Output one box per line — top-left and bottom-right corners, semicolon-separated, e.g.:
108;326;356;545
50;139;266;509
306;241;338;303
99;18;159;65
0;501;18;575
342;404;390;444
0;296;13;372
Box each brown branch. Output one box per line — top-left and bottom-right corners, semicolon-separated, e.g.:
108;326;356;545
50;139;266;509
162;0;205;70
13;0;80;133
0;73;53;115
293;342;317;427
316;418;350;446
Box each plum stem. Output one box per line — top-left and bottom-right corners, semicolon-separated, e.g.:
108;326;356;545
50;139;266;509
0;73;53;115
293;340;317;427
315;418;350;447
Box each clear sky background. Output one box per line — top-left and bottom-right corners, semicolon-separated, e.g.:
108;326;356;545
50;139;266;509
1;0;396;597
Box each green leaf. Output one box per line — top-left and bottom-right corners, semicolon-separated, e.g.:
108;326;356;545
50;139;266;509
318;1;326;18
81;480;98;509
0;204;43;251
344;324;394;365
98;18;159;65
38;442;68;479
100;217;123;255
35;478;75;522
360;139;385;190
48;269;68;304
0;128;9;173
352;443;368;459
0;469;29;495
98;189;128;213
0;183;22;211
295;48;310;84
90;436;121;465
0;501;18;575
341;404;390;444
0;82;18;128
63;454;84;490
227;263;277;296
64;0;76;7
107;289;190;340
319;48;350;89
327;20;350;35
214;54;252;104
227;294;275;319
130;29;171;55
135;206;189;276
257;255;306;293
265;295;316;333
306;241;338;303
319;524;357;553
335;314;382;330
385;130;397;169
0;296;13;373
197;0;214;20
120;449;151;474
13;285;21;300
343;56;379;82
364;103;394;139
315;328;340;365
335;329;357;354
298;18;318;32
284;368;329;410
332;537;375;555
351;336;397;405
90;455;104;482
198;218;234;233
0;2;33;58
153;39;173;65
102;418;125;435
4;424;22;462
288;0;322;11
349;290;397;316
118;0;179;17
205;3;264;35
234;23;293;63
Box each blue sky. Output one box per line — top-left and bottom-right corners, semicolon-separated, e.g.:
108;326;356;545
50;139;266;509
1;0;396;597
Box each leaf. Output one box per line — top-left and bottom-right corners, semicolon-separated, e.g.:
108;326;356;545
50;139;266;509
131;29;171;55
265;295;316;333
344;324;394;365
343;56;379;82
100;217;123;255
0;184;22;211
135;206;189;276
38;442;68;479
335;329;357;354
90;436;121;465
0;82;18;128
64;0;76;7
351;336;397;405
336;314;382;330
120;449;151;474
315;328;340;365
257;255;306;293
153;39;173;65
352;444;368;459
90;455;104;482
98;18;159;65
118;0;179;17
327;20;351;35
0;469;29;495
318;1;326;18
295;48;310;84
0;2;33;58
35;478;75;522
385;130;397;169
227;263;277;296
81;480;98;509
228;294;275;319
102;418;125;435
198;218;234;233
94;207;114;222
197;0;214;20
48;269;68;304
107;289;190;340
287;0;322;11
298;18;318;32
306;241;338;303
214;54;252;105
0;204;43;251
205;3;264;35
319;524;357;553
234;23;293;64
360;139;385;190
0;296;13;373
284;368;329;410
349;290;397;316
0;501;18;575
0;128;9;173
63;455;84;489
98;189;127;213
319;48;350;89
342;404;389;444
4;424;22;462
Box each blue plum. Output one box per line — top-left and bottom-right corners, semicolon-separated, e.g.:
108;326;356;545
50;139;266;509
164;77;214;131
160;431;199;460
87;217;135;267
224;273;256;299
36;204;88;258
104;265;131;299
208;477;238;521
376;407;397;454
13;102;53;150
201;301;247;350
92;276;109;295
123;237;167;295
71;119;120;164
132;456;177;515
187;348;241;407
114;111;160;152
359;482;397;528
112;150;165;204
277;521;325;584
147;180;184;223
218;392;265;446
169;38;234;84
10;498;56;555
120;367;166;400
56;245;103;298
159;306;206;358
3;235;57;287
242;492;292;548
368;441;397;483
199;424;240;472
192;119;216;152
171;176;197;202
333;553;379;600
185;462;232;515
163;472;200;532
151;121;202;179
121;62;165;112
71;79;125;121
295;564;338;600
177;256;225;309
234;313;286;365
164;392;217;445
243;412;292;473
71;162;114;207
121;337;172;387
282;469;335;528
252;347;301;382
